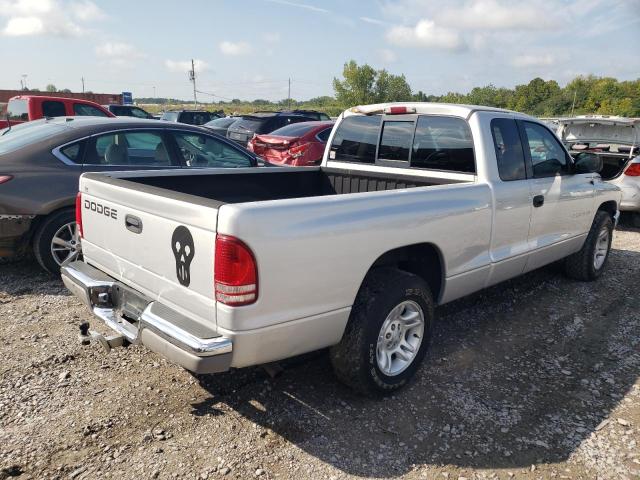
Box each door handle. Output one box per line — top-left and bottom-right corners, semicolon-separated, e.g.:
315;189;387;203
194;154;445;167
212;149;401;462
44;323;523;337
533;195;545;208
125;214;143;234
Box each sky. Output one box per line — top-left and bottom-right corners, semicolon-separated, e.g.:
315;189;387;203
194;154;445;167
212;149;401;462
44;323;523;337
0;0;639;102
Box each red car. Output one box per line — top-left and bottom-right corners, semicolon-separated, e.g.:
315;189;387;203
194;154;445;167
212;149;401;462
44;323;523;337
0;95;114;129
248;120;334;166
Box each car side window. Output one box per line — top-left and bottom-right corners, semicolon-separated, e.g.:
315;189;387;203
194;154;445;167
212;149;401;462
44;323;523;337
42;101;66;117
60;142;83;163
522;121;569;177
171;131;253;168
86;131;173;166
412;116;475;173
131;108;150;119
316;127;332;142
330;115;380;164
74;103;109;117
491;118;527;181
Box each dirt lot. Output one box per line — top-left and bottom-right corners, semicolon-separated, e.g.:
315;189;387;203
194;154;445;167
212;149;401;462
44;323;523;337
1;221;639;480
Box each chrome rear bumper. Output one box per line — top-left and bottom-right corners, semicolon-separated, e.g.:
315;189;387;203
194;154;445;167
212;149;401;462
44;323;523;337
61;261;232;373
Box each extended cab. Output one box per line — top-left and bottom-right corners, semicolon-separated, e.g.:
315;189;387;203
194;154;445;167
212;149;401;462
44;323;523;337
61;103;621;395
0;95;114;129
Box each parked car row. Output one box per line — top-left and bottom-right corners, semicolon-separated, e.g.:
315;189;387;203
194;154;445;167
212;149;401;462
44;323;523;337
0;117;258;272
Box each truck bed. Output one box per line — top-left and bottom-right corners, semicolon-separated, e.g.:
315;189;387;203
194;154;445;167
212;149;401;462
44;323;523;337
101;167;467;205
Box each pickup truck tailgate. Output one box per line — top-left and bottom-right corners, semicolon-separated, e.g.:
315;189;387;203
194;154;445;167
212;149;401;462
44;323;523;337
78;174;219;326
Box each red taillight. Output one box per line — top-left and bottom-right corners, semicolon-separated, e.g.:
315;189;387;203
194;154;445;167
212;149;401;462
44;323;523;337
75;192;83;238
383;106;416;115
625;163;640;176
214;234;257;306
288;142;310;159
0;175;13;184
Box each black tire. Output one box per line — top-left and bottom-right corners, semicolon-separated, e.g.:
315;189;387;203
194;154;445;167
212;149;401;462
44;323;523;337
330;268;434;396
563;211;613;281
33;209;79;274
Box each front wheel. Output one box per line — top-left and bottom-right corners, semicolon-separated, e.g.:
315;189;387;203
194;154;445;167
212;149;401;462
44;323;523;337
563;211;613;281
33;209;81;274
330;268;434;396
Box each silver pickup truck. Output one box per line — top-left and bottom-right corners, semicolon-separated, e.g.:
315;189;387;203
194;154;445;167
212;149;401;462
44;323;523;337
62;102;621;395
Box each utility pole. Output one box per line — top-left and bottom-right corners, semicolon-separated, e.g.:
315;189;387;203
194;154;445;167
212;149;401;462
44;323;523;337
189;59;198;108
288;77;291;110
81;76;85;93
570;90;577;117
21;74;28;91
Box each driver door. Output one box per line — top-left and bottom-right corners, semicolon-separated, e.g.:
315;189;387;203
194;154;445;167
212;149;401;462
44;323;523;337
519;120;596;271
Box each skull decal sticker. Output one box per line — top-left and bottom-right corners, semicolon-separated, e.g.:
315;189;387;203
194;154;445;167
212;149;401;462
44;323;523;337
171;226;195;287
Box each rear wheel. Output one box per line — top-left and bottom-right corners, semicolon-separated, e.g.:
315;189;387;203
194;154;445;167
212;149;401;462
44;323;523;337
33;209;81;274
330;268;434;396
563;211;613;281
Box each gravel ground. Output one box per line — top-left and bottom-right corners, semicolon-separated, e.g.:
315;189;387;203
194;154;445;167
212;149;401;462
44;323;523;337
1;221;639;480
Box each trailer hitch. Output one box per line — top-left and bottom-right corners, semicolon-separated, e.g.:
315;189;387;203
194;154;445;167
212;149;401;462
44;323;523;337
78;322;126;354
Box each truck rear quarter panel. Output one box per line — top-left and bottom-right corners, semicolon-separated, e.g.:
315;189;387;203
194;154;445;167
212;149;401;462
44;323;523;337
216;182;493;332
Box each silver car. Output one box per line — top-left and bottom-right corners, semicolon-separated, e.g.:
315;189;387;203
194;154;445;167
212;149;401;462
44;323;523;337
556;115;640;226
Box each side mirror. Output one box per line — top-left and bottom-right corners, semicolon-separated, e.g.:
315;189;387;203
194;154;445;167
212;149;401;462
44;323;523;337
574;152;602;174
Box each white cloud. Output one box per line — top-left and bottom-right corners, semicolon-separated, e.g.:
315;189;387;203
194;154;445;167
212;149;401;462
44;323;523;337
438;0;558;30
386;19;466;51
219;40;252;56
70;0;105;21
165;59;209;73
264;0;329;14
0;0;104;36
379;48;397;62
95;41;144;67
512;53;557;68
360;16;385;25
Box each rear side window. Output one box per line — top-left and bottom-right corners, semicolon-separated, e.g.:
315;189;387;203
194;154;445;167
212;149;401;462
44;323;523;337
42;101;66;117
491;118;527;181
86;131;173;166
316;127;332;142
378;121;414;162
330;115;380;164
412;116;475;173
74;103;109;117
60;142;83;163
7;99;28;121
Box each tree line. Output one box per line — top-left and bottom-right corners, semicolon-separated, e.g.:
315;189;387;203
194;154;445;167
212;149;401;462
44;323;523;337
332;60;640;117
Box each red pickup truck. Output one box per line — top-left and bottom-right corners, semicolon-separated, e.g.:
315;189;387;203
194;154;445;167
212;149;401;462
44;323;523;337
0;95;114;129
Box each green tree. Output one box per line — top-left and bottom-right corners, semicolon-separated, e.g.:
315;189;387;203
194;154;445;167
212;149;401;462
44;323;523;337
333;60;412;107
45;84;57;92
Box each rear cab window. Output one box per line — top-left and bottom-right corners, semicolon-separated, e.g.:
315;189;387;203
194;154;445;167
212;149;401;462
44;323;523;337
42;100;66;117
330;114;476;173
491;118;527;181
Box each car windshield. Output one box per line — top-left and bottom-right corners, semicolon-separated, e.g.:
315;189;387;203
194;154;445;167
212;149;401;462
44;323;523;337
205;117;238;128
269;123;317;137
0;121;67;154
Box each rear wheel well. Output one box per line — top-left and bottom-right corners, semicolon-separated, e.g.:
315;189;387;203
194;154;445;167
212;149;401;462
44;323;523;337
367;243;444;303
597;200;617;221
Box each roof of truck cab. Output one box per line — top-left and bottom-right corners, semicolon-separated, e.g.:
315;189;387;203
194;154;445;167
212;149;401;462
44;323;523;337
344;102;528;119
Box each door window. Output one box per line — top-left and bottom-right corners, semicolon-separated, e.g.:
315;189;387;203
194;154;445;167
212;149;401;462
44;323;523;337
491;118;527;181
316;127;332;142
522;121;569;177
86;131;172;166
42;101;66;117
411;116;475;173
74;103;109;117
171;131;253;168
